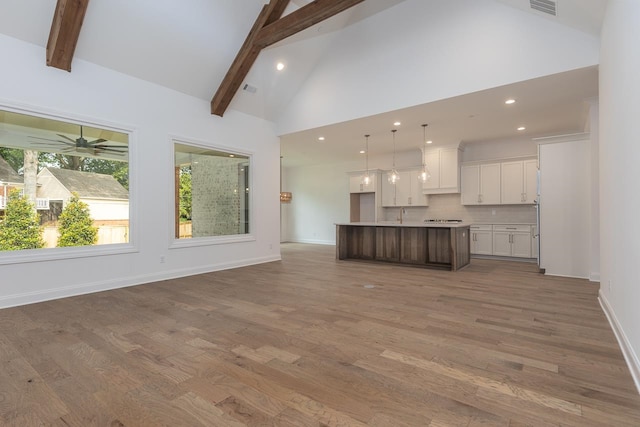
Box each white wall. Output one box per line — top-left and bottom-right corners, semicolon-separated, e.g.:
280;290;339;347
277;0;600;135
282;146;538;245
0;34;281;308
85;199;129;221
598;0;640;391
461;137;538;163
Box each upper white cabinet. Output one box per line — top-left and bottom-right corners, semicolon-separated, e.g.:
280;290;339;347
422;147;461;194
501;159;538;204
381;170;428;207
461;163;501;205
349;173;377;193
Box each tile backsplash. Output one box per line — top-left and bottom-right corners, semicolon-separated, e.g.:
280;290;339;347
382;193;537;224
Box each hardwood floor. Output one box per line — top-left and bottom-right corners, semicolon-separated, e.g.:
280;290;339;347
1;243;639;426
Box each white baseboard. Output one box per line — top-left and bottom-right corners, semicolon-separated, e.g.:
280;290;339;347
287;238;335;246
599;291;640;395
0;254;281;310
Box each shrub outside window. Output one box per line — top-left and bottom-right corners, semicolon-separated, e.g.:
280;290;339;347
0;108;129;253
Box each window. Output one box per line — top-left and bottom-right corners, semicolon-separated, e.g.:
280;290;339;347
174;141;251;241
0;108;129;253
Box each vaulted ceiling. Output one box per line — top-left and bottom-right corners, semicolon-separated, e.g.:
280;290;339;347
0;0;608;166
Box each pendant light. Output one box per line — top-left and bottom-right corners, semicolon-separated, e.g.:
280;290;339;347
361;134;371;186
387;129;400;184
417;123;432;183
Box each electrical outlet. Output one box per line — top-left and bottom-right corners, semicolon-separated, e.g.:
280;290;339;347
160;255;165;264
269;243;273;250
491;209;496;215
608;280;612;292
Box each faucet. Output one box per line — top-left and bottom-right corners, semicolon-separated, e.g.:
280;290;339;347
397;208;405;224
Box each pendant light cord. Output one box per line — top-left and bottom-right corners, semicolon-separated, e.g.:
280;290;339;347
365;134;370;174
392;129;397;168
422;124;427;166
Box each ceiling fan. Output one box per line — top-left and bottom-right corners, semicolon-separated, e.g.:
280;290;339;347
29;125;127;156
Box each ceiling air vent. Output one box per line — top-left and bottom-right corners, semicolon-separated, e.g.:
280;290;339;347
242;83;257;94
530;0;556;16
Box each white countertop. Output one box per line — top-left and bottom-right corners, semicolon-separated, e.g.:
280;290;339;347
336;222;471;228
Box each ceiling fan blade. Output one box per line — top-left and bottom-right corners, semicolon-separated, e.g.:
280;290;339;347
32;142;61;146
29;136;61;142
87;138;107;145
95;147;126;155
93;144;127;150
57;134;77;144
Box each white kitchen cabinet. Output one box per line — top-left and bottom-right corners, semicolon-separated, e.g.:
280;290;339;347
470;225;493;255
381;175;397;207
421;147;461;194
422;150;440;190
492;225;532;258
524;160;538;203
461;163;501;205
381;170;428;206
349;173;377;193
407;170;428;206
501;159;538;204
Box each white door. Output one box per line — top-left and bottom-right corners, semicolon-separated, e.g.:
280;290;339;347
511;232;532;258
523;159;538;204
480;163;501;204
501;161;524;204
381;176;396;207
422;150;440;190
395;171;412;206
492;231;512;256
461;165;480;205
473;231;493;255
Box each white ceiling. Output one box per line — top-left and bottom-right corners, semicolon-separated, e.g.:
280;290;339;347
0;0;607;167
280;66;599;167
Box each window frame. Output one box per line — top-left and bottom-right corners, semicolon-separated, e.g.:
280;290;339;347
169;136;255;249
0;102;138;265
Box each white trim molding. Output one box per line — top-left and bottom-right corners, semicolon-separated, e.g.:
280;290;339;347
0;254;281;310
599;291;640;395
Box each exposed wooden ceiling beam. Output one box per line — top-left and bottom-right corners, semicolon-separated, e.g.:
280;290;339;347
210;0;290;117
255;0;365;48
211;0;366;117
46;0;90;72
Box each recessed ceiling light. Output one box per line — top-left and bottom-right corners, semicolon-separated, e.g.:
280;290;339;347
318;136;325;141
276;62;285;71
505;99;516;105
517;126;526;131
394;121;401;126
426;140;433;144
229;154;235;157
359;150;365;154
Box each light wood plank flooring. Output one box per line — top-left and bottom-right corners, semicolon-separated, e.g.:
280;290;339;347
1;243;639;426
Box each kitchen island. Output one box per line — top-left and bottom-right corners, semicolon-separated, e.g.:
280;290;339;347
335;222;471;271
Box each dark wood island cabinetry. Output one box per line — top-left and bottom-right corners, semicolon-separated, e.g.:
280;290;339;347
336;222;470;271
